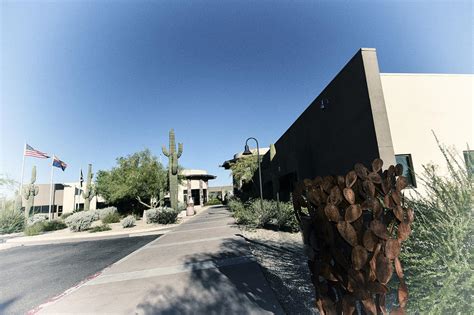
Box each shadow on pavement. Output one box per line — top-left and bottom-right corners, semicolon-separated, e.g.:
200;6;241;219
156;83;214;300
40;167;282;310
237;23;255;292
136;238;284;314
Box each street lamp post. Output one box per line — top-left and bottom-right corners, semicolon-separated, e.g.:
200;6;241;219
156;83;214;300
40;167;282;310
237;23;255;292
242;137;264;213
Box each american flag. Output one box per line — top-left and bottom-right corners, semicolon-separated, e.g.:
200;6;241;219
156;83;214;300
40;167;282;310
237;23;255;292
24;144;50;159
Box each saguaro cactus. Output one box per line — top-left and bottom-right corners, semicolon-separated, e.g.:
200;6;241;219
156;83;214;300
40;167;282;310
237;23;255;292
22;166;39;219
82;164;95;211
162;129;183;210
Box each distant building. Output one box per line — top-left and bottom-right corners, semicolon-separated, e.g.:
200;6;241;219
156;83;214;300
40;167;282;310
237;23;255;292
223;48;473;199
221;148;269;194
208;185;234;201
27;182;104;217
29;169;216;217
179;169;216;207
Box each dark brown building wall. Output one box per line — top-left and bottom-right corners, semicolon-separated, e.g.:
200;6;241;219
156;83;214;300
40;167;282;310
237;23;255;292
260;49;394;200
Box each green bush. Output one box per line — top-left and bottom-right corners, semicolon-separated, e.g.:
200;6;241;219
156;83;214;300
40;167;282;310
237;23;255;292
145;207;179;224
27;213;48;226
0;208;25;234
102;212;120;224
121;215;136;228
401;142;473;314
65;211;96;232
89;224;111;233
230;198;299;232
24;220;67;236
97;207;118;220
60;212;73;220
205;198;222;206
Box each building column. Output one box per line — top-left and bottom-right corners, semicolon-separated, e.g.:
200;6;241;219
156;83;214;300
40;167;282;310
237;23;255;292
199;179;203;206
187;179;192;204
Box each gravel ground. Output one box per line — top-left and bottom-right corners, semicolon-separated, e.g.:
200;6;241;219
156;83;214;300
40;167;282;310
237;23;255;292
240;228;318;315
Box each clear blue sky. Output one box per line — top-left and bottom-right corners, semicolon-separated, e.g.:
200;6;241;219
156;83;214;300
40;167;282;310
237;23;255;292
1;0;472;187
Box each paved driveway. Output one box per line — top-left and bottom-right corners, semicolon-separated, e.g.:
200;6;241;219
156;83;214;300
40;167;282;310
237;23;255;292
0;235;159;315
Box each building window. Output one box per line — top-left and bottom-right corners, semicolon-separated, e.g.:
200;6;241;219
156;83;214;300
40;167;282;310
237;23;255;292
463;150;474;175
395;154;416;188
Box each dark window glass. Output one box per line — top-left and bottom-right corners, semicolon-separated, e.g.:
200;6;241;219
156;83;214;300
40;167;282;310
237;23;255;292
395;154;417;188
463;150;474;175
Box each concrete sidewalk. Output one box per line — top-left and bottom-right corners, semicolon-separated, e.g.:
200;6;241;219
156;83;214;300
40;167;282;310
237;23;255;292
34;205;285;314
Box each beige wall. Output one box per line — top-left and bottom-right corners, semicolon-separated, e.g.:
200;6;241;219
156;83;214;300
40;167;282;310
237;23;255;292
381;73;473;186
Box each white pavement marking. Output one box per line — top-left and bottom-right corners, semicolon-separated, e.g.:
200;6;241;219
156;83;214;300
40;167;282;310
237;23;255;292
86;255;256;286
144;236;240;249
169;225;238;234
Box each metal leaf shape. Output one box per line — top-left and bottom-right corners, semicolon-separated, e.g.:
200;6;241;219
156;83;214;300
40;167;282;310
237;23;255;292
396;176;408;191
337;221;358;247
395;257;404;279
372;199;383;219
398;280;409;308
362;180;376;198
390;307;406;315
367;281;388;294
369;244;381;281
345;171;358;188
322;176;334;193
372;158;383;173
320;263;338;282
345;204;362;223
383;194;395;209
385;239;401;260
370;220;388;240
391;191;402;205
351;245;368;270
324;204;341;222
343;188;356;205
406;207;414;223
337;175;345;190
363;230;378;252
376;254;393;284
361;297;377;315
307;189;322;206
354;163;369;179
328;186;343;205
395;163;404;176
393;206;404;222
342;295;356;315
368;172;382;184
398;222;411;241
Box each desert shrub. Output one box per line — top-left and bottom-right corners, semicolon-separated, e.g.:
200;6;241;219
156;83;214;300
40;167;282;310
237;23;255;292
228;198;246;213
27;213;48;226
60;212;73;220
89;224;111;233
274;201;299;232
177;202;186;211
205;198;222;206
157;207;179;224
24;220;67;236
145;208;160;224
401;143;473;314
121;215;136;228
65;211;96;232
145;207;179;224
24;222;44;236
230;198;299;231
97;207;118;220
102;212;120;224
0;208;25;234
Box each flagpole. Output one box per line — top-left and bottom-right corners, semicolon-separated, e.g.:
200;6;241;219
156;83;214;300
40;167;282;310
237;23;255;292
48;156;54;220
19;143;26;197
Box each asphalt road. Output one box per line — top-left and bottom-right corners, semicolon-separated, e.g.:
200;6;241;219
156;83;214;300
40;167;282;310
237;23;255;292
0;235;159;315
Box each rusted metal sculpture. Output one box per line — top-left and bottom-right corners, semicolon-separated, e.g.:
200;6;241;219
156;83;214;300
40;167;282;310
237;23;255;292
292;159;413;315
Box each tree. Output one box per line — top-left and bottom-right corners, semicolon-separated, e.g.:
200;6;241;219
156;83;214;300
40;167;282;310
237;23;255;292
229;156;259;185
96;149;167;211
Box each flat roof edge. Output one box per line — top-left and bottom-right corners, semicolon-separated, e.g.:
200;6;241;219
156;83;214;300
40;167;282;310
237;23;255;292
380;73;473;77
